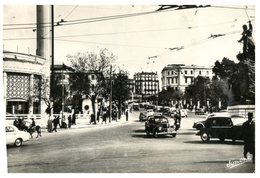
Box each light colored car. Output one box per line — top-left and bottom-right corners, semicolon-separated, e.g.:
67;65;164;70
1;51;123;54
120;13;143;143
146;109;154;116
6;124;30;147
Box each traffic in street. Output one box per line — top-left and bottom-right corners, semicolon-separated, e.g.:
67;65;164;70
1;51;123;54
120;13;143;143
6;111;255;173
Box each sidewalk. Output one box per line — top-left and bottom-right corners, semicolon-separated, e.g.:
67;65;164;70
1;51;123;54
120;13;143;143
42;114;134;133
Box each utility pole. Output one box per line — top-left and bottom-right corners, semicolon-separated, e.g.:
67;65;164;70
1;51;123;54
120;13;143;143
50;5;55;116
109;65;112;123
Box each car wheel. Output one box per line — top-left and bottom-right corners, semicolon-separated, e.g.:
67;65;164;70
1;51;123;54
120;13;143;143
14;138;23;147
232;139;236;142
153;130;158;138
146;130;150;136
196;124;203;130
219;137;225;142
201;132;210;142
172;133;177;138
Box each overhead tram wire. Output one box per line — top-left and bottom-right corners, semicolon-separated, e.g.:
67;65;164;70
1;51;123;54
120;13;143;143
148;30;241;59
54;39;167;49
211;6;255;10
3;9;161;30
4;17;253;41
3;5;211;30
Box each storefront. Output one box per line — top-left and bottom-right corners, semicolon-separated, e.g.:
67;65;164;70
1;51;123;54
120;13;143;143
3;51;50;118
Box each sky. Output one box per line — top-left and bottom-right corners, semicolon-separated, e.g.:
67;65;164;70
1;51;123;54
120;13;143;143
2;4;255;79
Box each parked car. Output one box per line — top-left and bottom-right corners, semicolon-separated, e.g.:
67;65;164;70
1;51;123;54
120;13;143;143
139;111;148;121
6;124;30;147
193;119;206;130
195;115;245;142
195;108;205;115
145;115;176;138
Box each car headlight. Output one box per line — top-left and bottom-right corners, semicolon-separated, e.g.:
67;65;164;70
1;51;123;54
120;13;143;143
158;127;162;131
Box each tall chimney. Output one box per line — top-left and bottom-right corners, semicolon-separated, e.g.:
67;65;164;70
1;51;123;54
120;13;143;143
36;5;50;59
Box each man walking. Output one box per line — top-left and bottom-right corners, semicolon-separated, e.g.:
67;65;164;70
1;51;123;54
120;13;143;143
242;112;255;163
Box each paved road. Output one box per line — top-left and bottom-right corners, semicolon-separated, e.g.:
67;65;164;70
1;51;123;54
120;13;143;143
7;112;255;173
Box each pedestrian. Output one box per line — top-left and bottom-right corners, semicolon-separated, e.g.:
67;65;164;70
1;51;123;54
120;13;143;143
242;112;255;163
102;108;107;124
13;118;20;129
30;118;36;129
174;110;181;131
52;116;59;132
68;115;72;128
72;108;76;125
90;113;95;124
125;108;129;121
48;117;53;133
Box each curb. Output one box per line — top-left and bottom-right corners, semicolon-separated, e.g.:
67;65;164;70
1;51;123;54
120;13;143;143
41;118;134;133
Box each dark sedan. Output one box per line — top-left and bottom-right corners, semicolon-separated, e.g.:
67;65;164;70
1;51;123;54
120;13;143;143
145;115;176;138
196;115;244;142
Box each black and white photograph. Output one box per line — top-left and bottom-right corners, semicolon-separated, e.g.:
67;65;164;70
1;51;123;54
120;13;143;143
0;0;257;175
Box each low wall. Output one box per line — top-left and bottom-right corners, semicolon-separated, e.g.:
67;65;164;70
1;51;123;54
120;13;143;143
227;105;255;118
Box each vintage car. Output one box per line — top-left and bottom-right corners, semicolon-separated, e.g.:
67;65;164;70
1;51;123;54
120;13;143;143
195;108;206;115
145;115;176;138
195;115;244;142
139;109;154;122
6;124;30;147
193;119;206;130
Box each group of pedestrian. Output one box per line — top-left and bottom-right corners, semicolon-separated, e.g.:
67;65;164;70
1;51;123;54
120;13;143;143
13;117;28;131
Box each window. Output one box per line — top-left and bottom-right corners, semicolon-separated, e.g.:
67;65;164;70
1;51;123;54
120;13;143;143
6;126;15;132
91;84;95;91
171;78;174;84
172;71;174;75
185;78;188;83
185;70;187;74
191;70;193;74
7;101;29;114
175;78;178;84
168;71;170;75
207;71;209;75
91;74;95;80
167;78;170;84
199;71;201;75
33;102;41;114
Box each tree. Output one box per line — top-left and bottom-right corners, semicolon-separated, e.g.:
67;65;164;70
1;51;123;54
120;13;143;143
184;76;210;108
67;48;117;123
212;56;255;105
112;70;131;118
40;76;68;115
158;87;183;107
69;72;91;111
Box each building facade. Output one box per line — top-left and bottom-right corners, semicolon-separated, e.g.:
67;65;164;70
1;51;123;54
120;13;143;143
133;72;159;100
3;51;50;116
161;64;213;92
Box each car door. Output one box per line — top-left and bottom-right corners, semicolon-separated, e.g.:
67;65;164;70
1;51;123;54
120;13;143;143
211;117;233;139
6;126;16;144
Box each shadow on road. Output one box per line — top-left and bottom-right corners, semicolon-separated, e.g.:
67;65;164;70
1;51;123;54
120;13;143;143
131;129;175;139
184;140;244;145
131;134;175;139
177;131;196;135
134;129;145;133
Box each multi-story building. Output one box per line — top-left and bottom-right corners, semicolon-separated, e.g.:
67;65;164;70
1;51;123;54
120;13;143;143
3;51;50;117
134;72;159;100
161;64;213;92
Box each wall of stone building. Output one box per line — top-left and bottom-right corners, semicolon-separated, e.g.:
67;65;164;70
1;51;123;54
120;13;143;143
227;105;255;118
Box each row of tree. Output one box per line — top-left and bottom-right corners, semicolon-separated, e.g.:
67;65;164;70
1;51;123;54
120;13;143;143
41;48;131;121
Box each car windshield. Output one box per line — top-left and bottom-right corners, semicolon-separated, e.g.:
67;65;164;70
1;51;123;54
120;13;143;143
154;117;168;123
